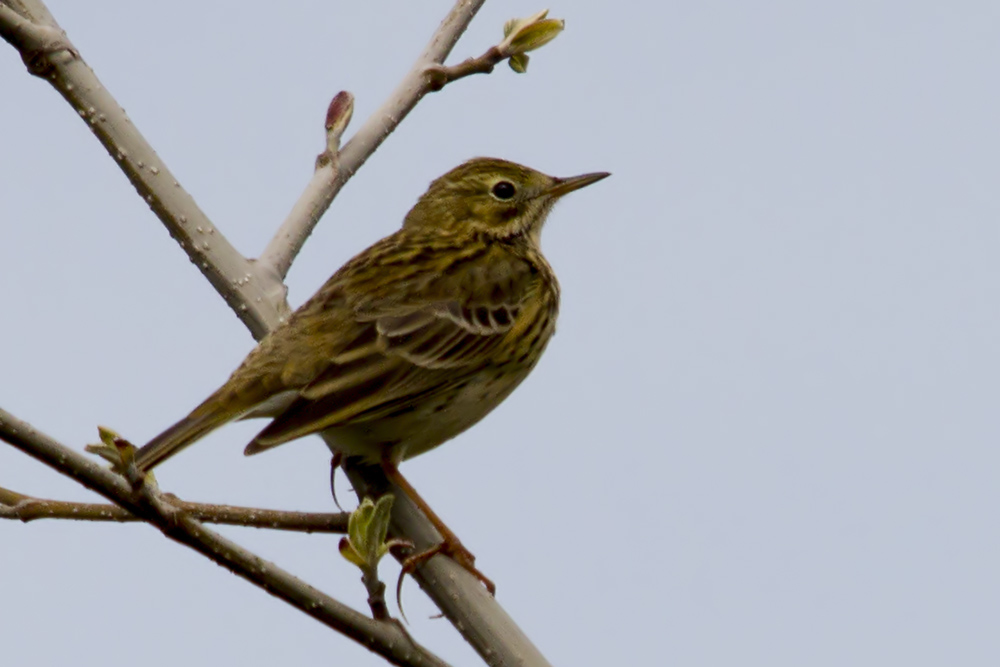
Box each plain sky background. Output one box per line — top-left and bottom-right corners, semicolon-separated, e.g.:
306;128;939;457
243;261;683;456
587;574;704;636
3;1;1000;665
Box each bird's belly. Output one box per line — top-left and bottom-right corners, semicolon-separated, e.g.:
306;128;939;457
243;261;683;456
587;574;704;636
323;366;530;464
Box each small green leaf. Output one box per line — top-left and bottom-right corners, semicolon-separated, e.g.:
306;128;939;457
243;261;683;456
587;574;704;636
340;495;399;572
508;18;564;54
500;9;564;61
368;495;394;549
348;497;374;555
505;9;549;39
503;16;519;39
339;536;367;568
85;426;141;476
509;53;530;73
98;426;119;447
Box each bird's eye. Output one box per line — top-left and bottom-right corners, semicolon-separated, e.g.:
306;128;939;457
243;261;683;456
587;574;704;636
490;181;517;200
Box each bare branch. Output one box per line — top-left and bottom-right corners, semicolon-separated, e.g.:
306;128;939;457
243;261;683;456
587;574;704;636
0;2;67;73
0;0;287;339
363;569;392;622
262;92;355;280
348;464;553;667
256;6;567;281
0;487;349;532
0;408;449;667
424;46;506;90
258;0;489;280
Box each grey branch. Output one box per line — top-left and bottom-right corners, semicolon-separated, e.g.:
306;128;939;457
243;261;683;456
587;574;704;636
424;46;506;90
260;91;354;280
257;0;492;280
0;408;449;667
0;486;349;532
362;567;392;622
348;465;552;667
0;0;288;340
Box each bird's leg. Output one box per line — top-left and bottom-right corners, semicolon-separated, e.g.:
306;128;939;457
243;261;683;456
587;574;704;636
381;458;496;596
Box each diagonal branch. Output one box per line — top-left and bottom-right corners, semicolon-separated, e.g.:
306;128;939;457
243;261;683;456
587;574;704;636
0;408;449;667
0;486;349;532
0;0;285;339
347;464;553;667
258;0;490;279
258;5;564;280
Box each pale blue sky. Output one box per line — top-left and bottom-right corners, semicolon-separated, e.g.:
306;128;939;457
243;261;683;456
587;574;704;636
3;2;1000;665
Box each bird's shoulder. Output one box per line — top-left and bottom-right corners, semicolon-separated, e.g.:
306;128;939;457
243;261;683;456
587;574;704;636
331;228;557;311
220;230;557;397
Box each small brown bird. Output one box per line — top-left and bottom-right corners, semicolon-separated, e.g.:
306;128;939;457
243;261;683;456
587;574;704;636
135;157;608;590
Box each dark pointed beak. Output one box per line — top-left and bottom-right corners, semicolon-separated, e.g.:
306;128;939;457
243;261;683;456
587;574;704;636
547;171;611;197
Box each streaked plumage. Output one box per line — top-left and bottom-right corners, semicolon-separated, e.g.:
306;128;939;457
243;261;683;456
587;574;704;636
135;158;608;473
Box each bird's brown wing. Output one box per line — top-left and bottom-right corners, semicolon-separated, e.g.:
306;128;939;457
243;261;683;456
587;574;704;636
134;235;540;470
243;296;524;452
133;299;371;471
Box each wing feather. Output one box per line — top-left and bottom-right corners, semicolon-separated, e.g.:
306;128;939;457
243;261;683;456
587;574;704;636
138;230;551;470
244;240;540;452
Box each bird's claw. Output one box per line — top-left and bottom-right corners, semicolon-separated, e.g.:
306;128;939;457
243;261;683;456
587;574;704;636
395;538;496;614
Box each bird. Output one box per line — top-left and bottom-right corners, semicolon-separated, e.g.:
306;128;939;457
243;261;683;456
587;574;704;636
134;157;609;591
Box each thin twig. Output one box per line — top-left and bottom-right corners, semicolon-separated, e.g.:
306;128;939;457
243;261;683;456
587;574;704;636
262;92;354;280
0;487;349;532
0;408;449;667
362;568;391;622
424;46;506;91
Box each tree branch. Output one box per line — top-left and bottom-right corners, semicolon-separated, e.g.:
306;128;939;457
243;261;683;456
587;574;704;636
0;486;349;532
257;5;565;281
423;46;506;90
260;92;354;281
258;0;490;280
347;464;552;667
0;0;286;338
0;408;449;667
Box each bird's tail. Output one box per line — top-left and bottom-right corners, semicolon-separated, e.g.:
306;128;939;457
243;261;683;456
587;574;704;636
133;412;225;471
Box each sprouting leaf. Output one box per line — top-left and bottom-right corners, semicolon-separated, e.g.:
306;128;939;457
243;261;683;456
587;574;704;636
339;495;408;572
499;9;565;74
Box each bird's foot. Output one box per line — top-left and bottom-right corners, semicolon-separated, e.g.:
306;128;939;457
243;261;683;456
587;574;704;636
395;537;495;613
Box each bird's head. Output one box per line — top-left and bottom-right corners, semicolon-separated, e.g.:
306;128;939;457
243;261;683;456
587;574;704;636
404;157;609;244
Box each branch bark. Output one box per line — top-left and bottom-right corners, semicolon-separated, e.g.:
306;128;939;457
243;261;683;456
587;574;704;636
0;487;349;532
0;408;449;667
258;0;494;279
0;0;286;339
